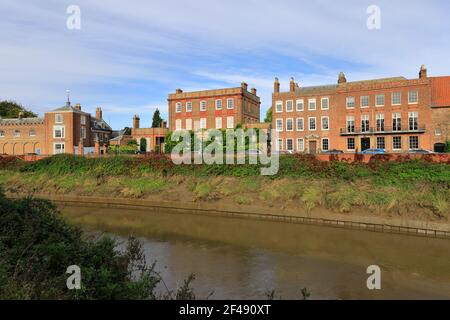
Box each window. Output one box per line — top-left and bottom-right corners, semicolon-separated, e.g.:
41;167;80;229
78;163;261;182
215;99;222;110
346;97;355;108
393;136;402;150
175;119;182;130
286;100;293;112
360;96;369;108
28;129;36;137
376;114;385;132
275;101;283;113
408;112;418;130
227;99;234;109
14;130;20;137
296;118;304;131
321;98;329;110
296;99;304;111
308;117;316;131
286;139;293;151
346;116;355;133
392;113;402;131
409;136;419;150
408;91;418;104
375;94;385;107
361;114;370;132
186;119;192;130
322;138;329;151
55;114;63;123
297;138;304;152
54;143;65;154
175;103;182;113
226;116;234;129
186;102;192;112
215;117;222;129
376;137;385;149
277;139;283;151
286;118;293;131
80;127;86;139
53;126;65;138
200;101;207;112
0;130;4;138
392;92;401;105
275;118;283;132
200;118;207;129
321;116;329;130
80;115;86;125
308;99;316;111
347;138;355;151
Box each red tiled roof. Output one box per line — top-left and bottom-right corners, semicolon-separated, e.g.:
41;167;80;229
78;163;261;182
431;76;450;107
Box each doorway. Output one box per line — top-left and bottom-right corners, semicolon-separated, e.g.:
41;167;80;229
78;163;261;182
361;138;371;151
308;141;317;154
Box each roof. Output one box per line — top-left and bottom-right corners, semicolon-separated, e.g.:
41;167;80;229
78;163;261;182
91;117;112;132
50;104;88;114
0;117;44;126
431;76;450;107
347;76;407;85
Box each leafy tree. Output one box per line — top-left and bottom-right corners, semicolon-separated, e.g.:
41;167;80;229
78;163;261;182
264;106;272;123
140;137;147;152
151;109;163;128
127;139;138;146
0;100;37;118
122;127;132;135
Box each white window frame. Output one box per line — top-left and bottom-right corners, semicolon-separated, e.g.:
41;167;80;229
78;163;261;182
226;116;234;129
392;136;402;150
392;92;401;105
321;116;329;131
275;118;283;132
227;98;234;110
215;99;222;110
376;137;385;149
185;119;192;131
408;91;418;104
81;115;86;125
296;117;304;131
286;139;293;151
321;97;329;110
360;96;369;108
215;117;222;129
308;98;316;111
53;125;65;138
277;139;283;151
347;137;356;151
409;136;419;150
200;118;207;129
175;119;182;131
286;118;294;131
13;129;20;137
55;114;63;124
200;100;207;112
296;99;304;111
175;102;182;113
408;111;419;130
54;143;65;154
308;117;316;131
80;127;86;139
322;138;329;151
186;102;193;112
275;101;283;113
297;138;304;152
346;97;355;109
286;100;294;112
375;94;385;107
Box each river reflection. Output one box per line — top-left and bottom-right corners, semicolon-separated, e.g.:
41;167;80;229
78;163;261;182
60;205;450;299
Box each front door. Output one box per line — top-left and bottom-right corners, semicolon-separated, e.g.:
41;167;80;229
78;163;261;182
361;138;371;151
309;141;317;154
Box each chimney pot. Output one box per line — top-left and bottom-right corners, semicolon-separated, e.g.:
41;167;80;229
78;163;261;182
419;65;427;79
251;88;257;95
289;77;296;92
241;82;248;91
338;72;347;84
274;77;280;93
96;107;103;119
133;114;140;129
176;88;183;94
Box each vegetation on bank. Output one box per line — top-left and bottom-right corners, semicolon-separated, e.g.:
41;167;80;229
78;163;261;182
0;100;37;118
0;154;449;219
0;191;197;299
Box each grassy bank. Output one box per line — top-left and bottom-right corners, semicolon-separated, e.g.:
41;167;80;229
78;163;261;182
1;154;449;221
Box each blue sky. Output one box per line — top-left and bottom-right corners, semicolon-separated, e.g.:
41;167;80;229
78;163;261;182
1;0;449;130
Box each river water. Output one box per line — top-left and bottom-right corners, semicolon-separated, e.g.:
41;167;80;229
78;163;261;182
60;205;450;299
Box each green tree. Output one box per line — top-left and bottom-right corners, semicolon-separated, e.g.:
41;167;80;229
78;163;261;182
122;127;132;135
264;106;272;123
0;100;37;118
127;139;138;146
140;137;147;152
151;109;163;128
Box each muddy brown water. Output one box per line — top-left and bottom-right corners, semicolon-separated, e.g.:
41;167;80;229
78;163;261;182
60;205;450;299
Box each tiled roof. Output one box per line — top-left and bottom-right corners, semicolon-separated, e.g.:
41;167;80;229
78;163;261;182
0;117;44;126
347;76;407;85
431;76;450;107
91;117;112;131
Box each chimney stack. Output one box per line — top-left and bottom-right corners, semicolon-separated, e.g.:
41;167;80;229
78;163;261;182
289;77;296;92
133;114;140;129
75;103;81;111
338;72;347;84
176;88;183;94
96;107;103;119
241;82;248;91
419;65;427;79
274;77;280;93
251;88;257;95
